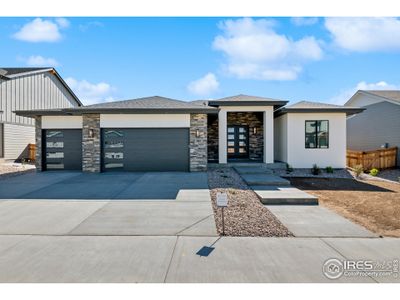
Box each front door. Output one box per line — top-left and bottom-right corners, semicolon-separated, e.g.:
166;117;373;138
227;125;249;159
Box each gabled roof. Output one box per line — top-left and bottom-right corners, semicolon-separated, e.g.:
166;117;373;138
275;100;364;116
208;94;288;108
0;67;82;106
0;67;50;77
346;90;400;106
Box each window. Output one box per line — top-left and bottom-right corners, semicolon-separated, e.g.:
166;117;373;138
305;120;329;149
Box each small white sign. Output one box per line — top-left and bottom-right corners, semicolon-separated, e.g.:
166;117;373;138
216;192;228;207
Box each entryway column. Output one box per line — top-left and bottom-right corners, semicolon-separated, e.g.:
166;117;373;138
263;108;274;163
218;109;227;164
82;114;101;172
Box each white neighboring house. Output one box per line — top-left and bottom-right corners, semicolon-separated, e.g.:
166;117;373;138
0;68;82;161
345;90;400;166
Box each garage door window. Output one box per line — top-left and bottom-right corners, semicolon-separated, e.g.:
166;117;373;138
103;129;124;170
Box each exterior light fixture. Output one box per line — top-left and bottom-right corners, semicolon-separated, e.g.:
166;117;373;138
89;129;94;138
196;129;200;138
253;127;257;134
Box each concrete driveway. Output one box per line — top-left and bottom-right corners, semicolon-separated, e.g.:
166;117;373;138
0;172;217;236
0;171;209;200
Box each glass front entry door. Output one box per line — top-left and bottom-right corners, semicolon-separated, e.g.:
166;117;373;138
227;125;249;158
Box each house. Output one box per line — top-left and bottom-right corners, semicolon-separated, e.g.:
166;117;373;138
15;94;363;172
0;68;82;161
345;90;400;166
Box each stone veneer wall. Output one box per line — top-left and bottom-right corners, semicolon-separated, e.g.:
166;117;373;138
34;116;42;171
207;115;219;161
207;112;264;161
82;114;101;172
190;113;208;171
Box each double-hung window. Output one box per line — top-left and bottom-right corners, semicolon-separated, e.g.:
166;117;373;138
305;120;329;149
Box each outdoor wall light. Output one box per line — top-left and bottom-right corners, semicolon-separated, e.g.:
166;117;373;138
89;129;94;138
253;127;257;134
196;129;200;138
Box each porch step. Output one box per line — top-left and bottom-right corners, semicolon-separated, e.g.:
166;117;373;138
251;186;319;205
265;162;287;169
234;166;273;175
241;174;290;186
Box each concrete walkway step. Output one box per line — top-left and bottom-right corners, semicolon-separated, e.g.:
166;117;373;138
241;174;290;186
234;166;273;175
252;186;318;205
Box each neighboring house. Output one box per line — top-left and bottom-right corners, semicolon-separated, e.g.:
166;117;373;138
345;90;400;166
15;94;363;172
0;68;82;161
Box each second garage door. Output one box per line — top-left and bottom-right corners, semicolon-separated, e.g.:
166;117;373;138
102;128;189;172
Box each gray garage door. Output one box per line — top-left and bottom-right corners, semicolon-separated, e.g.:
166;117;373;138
102;128;189;172
43;129;82;170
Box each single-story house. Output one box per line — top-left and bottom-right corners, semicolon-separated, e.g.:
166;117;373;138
345;90;400;166
0;67;82;161
15;94;363;172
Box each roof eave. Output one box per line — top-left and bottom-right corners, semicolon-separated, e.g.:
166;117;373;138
15;107;218;117
208;100;288;108
274;107;365;117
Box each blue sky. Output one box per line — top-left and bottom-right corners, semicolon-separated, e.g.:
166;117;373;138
1;17;400;105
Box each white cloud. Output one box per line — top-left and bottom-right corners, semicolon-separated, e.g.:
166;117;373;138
325;17;400;52
79;21;103;32
187;73;219;96
328;81;400;105
213;18;323;81
13;18;69;42
291;17;319;26
65;77;116;105
55;18;70;29
24;55;59;67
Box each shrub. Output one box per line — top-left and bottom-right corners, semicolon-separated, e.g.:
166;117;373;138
354;164;364;178
326;166;334;173
369;168;379;176
286;163;293;174
311;164;321;175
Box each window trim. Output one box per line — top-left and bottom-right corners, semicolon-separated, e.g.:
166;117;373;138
305;120;329;149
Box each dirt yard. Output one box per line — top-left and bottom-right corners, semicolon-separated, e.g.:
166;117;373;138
208;167;292;237
287;177;400;237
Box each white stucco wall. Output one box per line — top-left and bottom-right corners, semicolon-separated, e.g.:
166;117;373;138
286;113;347;168
100;114;190;128
274;114;287;163
42;116;83;129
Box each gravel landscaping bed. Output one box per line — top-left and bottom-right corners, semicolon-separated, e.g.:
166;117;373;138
207;167;292;237
376;168;400;183
274;168;353;179
0;163;35;179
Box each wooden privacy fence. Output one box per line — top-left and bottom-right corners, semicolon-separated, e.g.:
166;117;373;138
347;147;397;170
28;143;36;161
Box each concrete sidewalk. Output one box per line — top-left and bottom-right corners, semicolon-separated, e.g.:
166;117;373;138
267;205;377;238
0;235;398;283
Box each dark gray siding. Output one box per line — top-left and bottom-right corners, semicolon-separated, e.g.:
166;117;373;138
347;101;400;166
